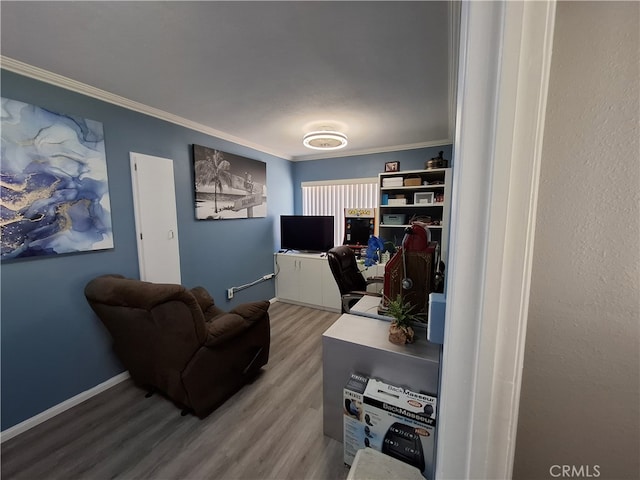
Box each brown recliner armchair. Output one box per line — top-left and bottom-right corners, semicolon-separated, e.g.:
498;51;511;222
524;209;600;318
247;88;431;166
84;274;270;418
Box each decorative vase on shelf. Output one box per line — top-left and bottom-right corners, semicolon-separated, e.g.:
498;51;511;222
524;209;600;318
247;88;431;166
385;295;418;345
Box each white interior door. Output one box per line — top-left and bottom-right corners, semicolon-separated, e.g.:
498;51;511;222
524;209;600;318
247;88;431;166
130;152;181;284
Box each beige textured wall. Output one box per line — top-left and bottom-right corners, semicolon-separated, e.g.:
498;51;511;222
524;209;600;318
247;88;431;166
513;2;639;479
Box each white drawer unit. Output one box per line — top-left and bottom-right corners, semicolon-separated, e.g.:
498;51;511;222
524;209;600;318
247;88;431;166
274;253;341;312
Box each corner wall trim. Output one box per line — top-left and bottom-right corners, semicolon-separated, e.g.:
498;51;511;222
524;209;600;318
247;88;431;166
435;1;556;478
0;372;130;443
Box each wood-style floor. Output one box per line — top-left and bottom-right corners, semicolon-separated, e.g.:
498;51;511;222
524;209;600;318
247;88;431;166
1;302;349;480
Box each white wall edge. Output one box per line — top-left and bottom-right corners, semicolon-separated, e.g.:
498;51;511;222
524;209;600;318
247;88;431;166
130;154;147;283
436;3;503;478
0;372;130;443
436;1;556;479
485;3;557;477
447;1;461;143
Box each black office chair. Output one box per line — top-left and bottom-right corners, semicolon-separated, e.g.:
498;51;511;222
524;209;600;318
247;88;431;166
327;246;383;313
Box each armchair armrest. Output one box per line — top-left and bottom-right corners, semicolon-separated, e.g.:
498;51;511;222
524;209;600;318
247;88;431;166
365;276;384;296
204;301;269;347
347;290;382;297
229;300;270;322
204;313;250;347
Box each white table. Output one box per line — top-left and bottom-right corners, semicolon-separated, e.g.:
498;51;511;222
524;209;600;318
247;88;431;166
321;311;441;441
348;294;390;320
347;448;425;480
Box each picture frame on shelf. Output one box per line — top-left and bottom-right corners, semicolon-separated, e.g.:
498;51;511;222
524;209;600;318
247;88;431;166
414;192;435;205
384;161;400;172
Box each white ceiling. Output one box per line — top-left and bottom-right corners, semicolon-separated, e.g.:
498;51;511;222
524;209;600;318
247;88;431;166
1;1;457;161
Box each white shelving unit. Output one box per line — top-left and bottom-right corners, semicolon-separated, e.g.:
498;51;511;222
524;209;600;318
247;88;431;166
377;167;452;260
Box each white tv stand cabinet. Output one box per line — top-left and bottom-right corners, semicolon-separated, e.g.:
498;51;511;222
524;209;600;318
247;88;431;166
273;252;341;312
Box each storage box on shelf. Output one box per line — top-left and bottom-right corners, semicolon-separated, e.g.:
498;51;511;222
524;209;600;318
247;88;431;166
378;168;452;260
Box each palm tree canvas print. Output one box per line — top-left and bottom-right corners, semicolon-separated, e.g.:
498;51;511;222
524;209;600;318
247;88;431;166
193;145;267;220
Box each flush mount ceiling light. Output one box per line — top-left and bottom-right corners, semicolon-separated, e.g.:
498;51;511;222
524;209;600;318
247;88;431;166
303;130;348;151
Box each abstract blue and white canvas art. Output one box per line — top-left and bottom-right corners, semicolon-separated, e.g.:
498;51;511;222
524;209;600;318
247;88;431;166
1;98;114;260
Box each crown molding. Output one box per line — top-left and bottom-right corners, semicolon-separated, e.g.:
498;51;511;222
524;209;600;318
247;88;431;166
0;56;291;160
291;139;453;162
2;56;452;164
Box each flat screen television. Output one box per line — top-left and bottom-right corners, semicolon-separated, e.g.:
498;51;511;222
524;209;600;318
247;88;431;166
280;215;335;252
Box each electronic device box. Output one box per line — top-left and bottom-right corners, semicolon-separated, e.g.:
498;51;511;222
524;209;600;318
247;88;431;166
343;374;437;479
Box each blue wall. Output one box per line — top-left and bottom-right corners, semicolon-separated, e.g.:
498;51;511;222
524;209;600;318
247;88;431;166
1;69;453;431
292;146;453;214
0;70;292;430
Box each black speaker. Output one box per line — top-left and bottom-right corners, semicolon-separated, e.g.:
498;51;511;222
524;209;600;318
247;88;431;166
381;422;425;472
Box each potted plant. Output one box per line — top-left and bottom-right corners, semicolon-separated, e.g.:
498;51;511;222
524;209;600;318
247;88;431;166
385;294;419;345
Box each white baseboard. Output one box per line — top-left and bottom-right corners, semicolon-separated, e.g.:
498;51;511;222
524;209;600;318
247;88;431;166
0;371;130;443
274;297;340;313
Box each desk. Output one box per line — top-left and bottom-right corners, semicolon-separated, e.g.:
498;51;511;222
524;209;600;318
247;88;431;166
322;313;440;441
348;295;389;321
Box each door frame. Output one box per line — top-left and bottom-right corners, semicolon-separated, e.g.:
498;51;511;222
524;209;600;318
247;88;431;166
436;2;556;478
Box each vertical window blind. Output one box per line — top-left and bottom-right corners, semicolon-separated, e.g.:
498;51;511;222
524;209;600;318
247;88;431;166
302;178;378;248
